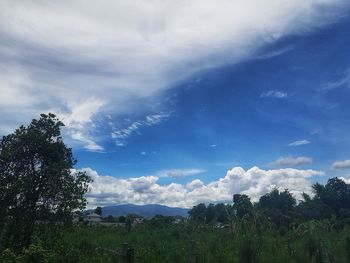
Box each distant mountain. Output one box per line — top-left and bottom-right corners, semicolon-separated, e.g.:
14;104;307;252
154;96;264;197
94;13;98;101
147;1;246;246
100;204;189;218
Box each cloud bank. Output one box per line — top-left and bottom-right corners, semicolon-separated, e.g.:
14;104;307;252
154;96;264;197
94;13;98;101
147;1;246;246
83;166;323;208
0;0;349;148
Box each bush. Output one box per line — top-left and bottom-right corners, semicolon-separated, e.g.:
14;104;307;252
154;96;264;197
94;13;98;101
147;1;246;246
0;249;17;263
19;244;50;263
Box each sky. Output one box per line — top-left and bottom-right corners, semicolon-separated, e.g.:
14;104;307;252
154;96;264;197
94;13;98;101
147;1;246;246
1;0;350;208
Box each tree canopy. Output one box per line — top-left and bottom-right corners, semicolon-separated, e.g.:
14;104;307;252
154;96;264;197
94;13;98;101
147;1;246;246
0;113;92;249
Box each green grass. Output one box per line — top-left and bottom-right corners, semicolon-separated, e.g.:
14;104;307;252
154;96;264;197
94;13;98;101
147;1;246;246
2;222;350;263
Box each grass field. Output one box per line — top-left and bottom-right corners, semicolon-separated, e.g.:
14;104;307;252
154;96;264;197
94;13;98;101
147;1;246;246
5;220;348;263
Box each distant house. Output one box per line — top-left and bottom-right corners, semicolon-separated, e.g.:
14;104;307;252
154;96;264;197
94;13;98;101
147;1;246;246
173;215;186;224
85;213;102;225
131;215;144;226
71;211;102;225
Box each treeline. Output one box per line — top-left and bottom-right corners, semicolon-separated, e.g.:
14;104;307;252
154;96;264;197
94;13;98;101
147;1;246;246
189;177;350;228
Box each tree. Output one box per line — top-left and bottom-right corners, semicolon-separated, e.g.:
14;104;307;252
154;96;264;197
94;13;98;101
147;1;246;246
258;189;296;213
257;189;296;227
313;177;350;215
215;203;230;223
205;203;216;224
0;113;92;250
118;215;126;223
188;203;207;223
233;194;253;220
95;207;102;216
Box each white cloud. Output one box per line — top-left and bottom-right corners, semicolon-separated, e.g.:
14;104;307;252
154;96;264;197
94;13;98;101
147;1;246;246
321;69;350;91
0;0;348;148
111;112;170;146
260;90;288;98
156;168;205;178
340;177;350;184
288;139;311;146
269;156;313;167
332;159;350;170
254;46;293;60
56;98;105;151
82;166;323;208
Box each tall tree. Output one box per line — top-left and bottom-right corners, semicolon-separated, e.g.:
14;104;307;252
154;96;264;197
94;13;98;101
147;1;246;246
257;189;296;227
313;177;350;215
0;113;92;250
233;194;253;220
258;189;296;213
205;203;216;224
95;207;102;216
188;203;207;223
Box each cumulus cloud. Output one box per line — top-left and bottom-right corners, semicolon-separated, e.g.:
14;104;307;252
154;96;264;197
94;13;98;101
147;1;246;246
340;177;350;184
82;166;323;208
260;90;288;98
269;156;313;167
332;159;350;170
288;139;311;146
0;0;349;149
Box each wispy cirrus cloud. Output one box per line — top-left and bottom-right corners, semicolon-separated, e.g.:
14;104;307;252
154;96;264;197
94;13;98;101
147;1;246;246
254;46;293;60
321;69;350;91
260;90;288;98
156;168;206;178
288;139;311;146
111;112;171;146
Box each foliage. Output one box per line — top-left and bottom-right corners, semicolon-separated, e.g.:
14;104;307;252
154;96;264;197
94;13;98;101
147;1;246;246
95;207;102;216
233;194;253;220
188;203;206;222
313;177;350;215
0;222;346;263
0;249;17;263
0;113;92;250
19;244;51;263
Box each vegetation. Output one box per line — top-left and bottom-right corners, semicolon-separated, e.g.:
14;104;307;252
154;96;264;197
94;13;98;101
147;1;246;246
0;218;349;263
1;114;350;262
0;114;91;251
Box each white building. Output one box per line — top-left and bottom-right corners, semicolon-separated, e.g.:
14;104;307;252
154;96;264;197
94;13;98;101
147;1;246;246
85;213;102;225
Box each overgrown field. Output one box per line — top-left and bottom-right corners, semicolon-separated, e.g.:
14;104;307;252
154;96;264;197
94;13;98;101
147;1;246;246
2;221;350;263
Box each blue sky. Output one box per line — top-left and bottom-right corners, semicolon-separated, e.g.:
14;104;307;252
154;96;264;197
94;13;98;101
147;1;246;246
76;15;350;181
1;1;350;207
